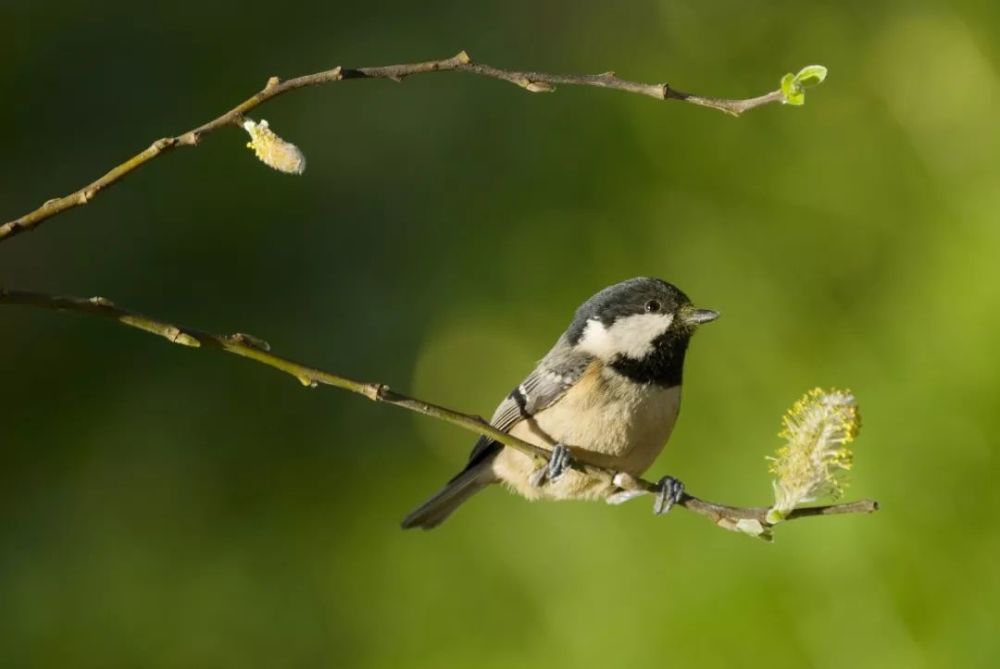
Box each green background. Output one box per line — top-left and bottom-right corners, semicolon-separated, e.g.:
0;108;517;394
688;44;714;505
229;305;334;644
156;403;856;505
1;1;997;666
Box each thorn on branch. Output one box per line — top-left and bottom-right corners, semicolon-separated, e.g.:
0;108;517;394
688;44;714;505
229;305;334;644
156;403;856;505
517;79;556;93
227;332;271;351
150;137;174;152
297;375;318;388
363;383;387;401
168;330;201;347
716;517;772;541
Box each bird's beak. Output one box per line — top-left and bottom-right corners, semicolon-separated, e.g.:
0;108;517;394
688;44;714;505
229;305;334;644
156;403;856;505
681;307;720;326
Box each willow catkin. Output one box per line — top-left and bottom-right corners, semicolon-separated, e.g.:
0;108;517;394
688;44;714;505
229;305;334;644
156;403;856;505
242;119;306;175
767;388;861;523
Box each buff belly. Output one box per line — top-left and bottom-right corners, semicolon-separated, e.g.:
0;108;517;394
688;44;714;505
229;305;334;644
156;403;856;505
491;362;682;501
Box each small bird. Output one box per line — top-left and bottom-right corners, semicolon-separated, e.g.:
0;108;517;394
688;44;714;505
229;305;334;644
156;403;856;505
401;277;718;530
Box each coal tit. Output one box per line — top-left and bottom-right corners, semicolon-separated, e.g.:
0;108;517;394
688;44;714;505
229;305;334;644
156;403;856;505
402;277;718;529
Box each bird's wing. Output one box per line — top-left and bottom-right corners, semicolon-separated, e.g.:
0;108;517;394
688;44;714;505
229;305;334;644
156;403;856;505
461;337;594;472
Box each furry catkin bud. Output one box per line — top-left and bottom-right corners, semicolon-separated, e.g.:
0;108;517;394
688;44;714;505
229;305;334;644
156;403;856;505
242;119;306;174
766;388;860;523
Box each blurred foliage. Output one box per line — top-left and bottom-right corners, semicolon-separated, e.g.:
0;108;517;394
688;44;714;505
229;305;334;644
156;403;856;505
1;0;998;667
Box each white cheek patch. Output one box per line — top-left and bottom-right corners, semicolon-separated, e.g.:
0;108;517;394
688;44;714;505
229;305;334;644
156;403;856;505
578;312;675;360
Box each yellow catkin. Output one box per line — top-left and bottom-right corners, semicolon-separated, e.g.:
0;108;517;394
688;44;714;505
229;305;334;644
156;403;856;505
766;388;861;522
242;119;306;175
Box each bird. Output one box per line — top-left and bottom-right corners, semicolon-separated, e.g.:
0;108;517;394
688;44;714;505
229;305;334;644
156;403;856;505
401;277;718;530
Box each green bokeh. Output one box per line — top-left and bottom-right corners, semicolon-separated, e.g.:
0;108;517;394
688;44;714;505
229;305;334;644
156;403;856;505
1;1;998;667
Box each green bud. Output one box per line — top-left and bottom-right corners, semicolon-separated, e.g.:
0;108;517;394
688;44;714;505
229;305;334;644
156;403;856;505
794;64;828;88
780;73;805;106
780;64;828;106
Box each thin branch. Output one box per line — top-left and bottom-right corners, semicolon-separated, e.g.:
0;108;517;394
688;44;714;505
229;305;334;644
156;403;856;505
0;288;877;538
0;51;791;243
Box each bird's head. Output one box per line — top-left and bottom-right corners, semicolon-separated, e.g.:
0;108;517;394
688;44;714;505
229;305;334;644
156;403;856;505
566;277;718;385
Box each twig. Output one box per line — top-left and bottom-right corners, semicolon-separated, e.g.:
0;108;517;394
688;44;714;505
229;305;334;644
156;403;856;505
0;288;878;537
0;51;790;243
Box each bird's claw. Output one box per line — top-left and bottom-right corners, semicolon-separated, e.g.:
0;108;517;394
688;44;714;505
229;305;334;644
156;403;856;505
653;475;685;515
530;443;572;487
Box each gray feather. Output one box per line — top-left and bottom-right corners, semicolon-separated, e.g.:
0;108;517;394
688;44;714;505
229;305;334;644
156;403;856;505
400;460;494;530
402;337;594;529
485;336;594;435
462;336;593;470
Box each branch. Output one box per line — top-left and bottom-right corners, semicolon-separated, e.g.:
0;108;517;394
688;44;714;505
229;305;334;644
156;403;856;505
0;51;796;243
0;288;877;539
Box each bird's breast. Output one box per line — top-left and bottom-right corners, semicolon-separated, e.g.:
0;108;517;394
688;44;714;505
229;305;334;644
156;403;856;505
512;361;682;475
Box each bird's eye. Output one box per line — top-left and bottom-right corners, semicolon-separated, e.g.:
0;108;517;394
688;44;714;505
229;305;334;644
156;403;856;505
645;300;661;313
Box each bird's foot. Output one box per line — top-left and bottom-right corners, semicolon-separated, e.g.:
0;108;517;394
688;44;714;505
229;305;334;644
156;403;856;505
530;443;573;487
653;475;685;515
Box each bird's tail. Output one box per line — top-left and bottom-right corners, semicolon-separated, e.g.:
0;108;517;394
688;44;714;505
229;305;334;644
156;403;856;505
401;462;495;530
